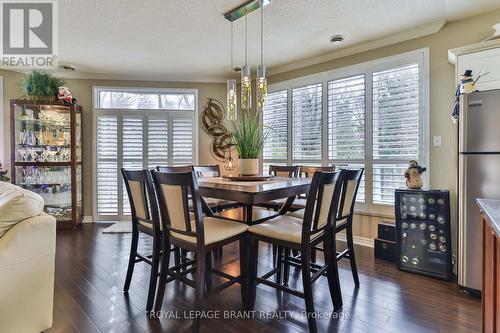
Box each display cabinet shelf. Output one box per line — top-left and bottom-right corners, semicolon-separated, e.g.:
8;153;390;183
10;100;83;228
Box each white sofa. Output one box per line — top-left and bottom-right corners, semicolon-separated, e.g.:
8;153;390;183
0;182;56;333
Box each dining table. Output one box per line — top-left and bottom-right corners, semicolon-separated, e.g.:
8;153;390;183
198;176;312;225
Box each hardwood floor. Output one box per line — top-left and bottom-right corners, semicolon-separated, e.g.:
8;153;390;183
48;224;480;333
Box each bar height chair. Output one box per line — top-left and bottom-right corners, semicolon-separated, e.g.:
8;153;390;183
257;165;300;211
121;169;180;312
246;170;344;333
193;164;241;212
288;168;364;286
151;170;250;332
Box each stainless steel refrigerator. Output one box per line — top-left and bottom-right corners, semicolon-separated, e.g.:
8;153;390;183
458;90;500;293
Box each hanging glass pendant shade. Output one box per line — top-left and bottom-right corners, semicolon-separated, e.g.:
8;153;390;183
241;65;252;110
256;64;267;112
255;0;267;112
226;79;237;120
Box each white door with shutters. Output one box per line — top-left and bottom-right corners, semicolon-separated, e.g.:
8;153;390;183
93;87;197;222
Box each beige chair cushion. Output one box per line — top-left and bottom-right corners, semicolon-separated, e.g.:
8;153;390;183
275;171;292;177
341;180;357;216
171;217;248;245
0;182;44;238
248;215;305;244
287;208;305;220
138;212;198;230
127;180;147;219
286;209;347;229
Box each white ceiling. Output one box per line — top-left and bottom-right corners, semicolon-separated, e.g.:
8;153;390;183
51;0;500;81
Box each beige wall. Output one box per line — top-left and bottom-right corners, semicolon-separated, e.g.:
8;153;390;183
0;69;24;166
0;73;226;217
269;9;500;256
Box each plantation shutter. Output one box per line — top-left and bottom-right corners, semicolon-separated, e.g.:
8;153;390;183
372;63;420;204
263;90;288;161
96;115;118;216
328;75;365;160
122;116;144;215
147;116;169;169
171;114;195;166
327;75;366;202
292;83;323;160
95;88;196;221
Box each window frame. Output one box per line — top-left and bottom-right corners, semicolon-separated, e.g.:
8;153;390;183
264;49;430;216
92;86;198;222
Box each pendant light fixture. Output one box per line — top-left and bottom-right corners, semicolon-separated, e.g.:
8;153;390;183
241;10;252;110
256;0;267;112
224;1;271;113
226;21;237;120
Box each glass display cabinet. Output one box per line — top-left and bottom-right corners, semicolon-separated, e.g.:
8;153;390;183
10;100;83;228
395;188;452;281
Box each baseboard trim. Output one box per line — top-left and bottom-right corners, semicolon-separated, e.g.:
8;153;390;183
336;233;374;248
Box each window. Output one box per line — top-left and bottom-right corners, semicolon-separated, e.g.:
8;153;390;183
263;49;429;214
93;87;197;221
328;75;366;202
292;84;323;161
97;89;195;110
372;64;420;204
263;90;288;162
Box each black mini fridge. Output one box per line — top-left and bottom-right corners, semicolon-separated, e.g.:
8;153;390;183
395;188;452;281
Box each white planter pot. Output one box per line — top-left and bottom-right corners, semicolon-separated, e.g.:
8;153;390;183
239;159;259;175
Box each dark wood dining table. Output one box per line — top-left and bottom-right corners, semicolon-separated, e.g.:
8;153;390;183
198;177;312;225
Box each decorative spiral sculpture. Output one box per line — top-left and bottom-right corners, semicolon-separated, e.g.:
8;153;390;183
200;98;232;161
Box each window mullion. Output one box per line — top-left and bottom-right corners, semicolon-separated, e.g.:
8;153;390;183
365;70;374;207
167;112;173;166
287;88;292;166
322;80;328;166
143;111;148;169
117;113;124;220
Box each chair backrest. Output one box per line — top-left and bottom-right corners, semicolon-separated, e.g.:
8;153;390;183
269;165;300;178
300;165;335;178
337;169;364;220
151;170;204;246
301;170;343;244
156;165;193;173
193;164;220;179
121;169;160;234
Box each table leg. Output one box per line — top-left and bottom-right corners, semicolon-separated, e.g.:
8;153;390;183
278;196;297;215
245;204;253;225
201;198;214;217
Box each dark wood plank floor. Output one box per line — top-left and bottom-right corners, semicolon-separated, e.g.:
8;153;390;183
48;224;481;333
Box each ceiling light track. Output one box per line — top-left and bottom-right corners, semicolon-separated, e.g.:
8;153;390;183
223;0;271;22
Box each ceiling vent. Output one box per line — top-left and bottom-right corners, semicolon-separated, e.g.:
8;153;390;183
330;35;345;45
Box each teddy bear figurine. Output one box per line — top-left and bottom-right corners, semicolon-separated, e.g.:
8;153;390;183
57;86;77;105
404;160;427;189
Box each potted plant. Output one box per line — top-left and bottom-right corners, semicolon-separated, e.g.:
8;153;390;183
21;70;64;104
228;110;268;175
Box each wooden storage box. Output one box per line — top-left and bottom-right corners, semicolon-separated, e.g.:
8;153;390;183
378;222;396;242
374;238;397;262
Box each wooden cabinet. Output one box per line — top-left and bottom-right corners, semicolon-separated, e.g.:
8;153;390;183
10;100;83;228
482;215;499;333
449;39;500;91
